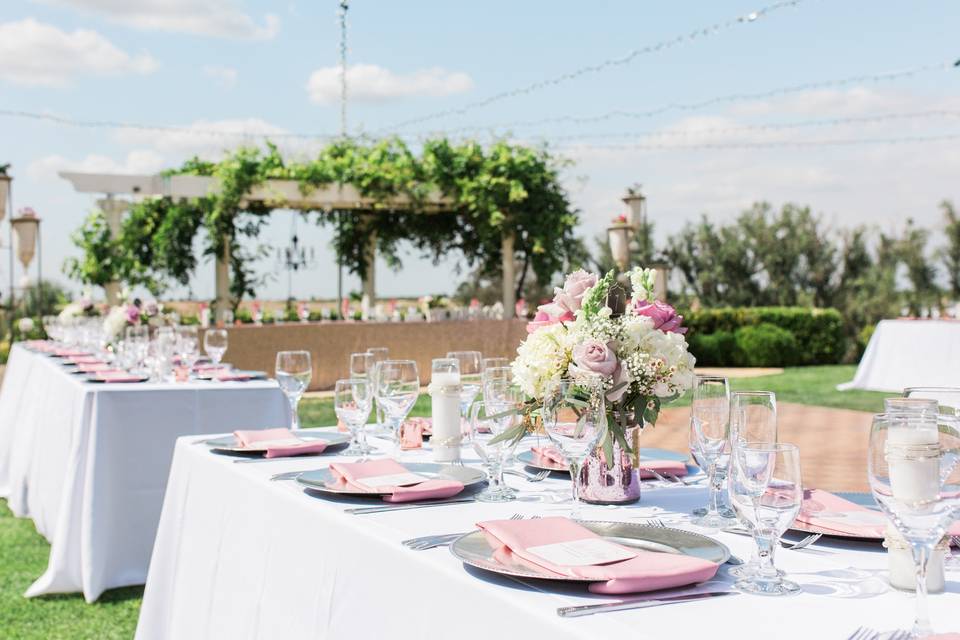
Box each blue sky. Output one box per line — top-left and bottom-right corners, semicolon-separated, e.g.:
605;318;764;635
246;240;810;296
1;0;958;301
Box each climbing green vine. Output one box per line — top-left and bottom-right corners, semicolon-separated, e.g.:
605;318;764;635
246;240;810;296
67;137;582;305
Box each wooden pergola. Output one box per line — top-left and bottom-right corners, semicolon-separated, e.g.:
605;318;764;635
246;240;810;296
59;171;518;318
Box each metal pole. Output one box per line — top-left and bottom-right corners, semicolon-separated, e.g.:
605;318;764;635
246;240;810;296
338;1;349;138
336;211;343;318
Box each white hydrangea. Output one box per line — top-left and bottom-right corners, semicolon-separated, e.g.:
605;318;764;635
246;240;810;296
511;323;573;399
102;306;128;340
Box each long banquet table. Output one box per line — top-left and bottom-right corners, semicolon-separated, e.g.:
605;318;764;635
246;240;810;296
137;434;960;639
0;343;289;602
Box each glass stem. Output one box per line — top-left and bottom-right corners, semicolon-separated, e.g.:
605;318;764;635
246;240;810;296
289;395;301;431
910;543;933;637
707;461;721;515
754;530;779;581
489;456;504;493
569;461;582;520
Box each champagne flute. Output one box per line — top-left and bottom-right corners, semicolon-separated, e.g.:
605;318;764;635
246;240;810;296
350;352;374;380
376;359;419;456
542;377;606;520
334;378;373;456
730;391;777;446
367;347;389;433
728;442;803;596
868;412;960;636
275;350;312;431
690;376;738;528
447;350;482;427
203;329;228;367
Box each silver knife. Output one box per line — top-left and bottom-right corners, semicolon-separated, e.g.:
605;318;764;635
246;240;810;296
556;590;736;618
345;498;476;514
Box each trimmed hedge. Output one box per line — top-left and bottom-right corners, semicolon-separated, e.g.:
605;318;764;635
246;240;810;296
684;307;846;367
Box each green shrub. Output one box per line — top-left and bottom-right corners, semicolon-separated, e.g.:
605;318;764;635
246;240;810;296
734;323;800;367
235;308;253;324
683;307;845;365
687;330;738;367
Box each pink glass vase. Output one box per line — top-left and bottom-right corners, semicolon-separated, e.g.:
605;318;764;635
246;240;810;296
577;423;642;505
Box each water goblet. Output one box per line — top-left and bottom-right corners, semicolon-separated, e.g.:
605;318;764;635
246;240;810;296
376;359;420;456
689;376;738;528
334;378;373;456
730;391;778;446
868;412;960;636
175;326;200;380
276;350;312;431
470;399;522;502
366;347;389;432
728;442;803;596
542;377;606;520
350;352;374;379
203;329;228;367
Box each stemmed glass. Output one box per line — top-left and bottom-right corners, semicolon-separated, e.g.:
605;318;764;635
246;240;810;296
350;352;374;379
376;360;420;456
868;412;960;636
448;350;482;427
471;399;522;502
542;377;606;520
366;347;389;433
689;376;737;528
203;329;228;367
275;350;312;431
728;442;804;596
482;357;509;371
334;378;373;455
175;326;200;380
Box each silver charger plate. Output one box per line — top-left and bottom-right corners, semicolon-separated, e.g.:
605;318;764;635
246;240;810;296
195;369;268;381
205;430;350;455
84;374;150;383
517;447;690;473
297;462;486;497
450;520;730;582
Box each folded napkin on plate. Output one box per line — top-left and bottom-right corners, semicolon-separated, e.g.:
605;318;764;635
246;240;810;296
637;459;688;479
478;516;719;594
798;489;960;537
399;417;432;450
53;349;91;358
68;355;103;365
92;371;144;383
327;458;462;503
193;363;230;372
233;428;329;458
75;362;113;372
531;446;566;465
212;372;254;381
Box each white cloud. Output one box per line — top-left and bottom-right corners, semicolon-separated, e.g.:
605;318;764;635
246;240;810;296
27;150;166;181
37;0;280;40
306;64;474;105
203;65;238;88
0;18;158;87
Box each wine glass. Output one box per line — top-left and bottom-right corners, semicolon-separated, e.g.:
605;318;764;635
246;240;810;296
366;347;389;433
728;442;803;596
334;378;373;456
448;350;482;426
689;376;738;528
175;326;200;379
730;391;778;446
350;352;374;379
542;377;606;520
481;357;509;371
376;360;420;456
868;412;960;636
275;350;312;431
470;399;522;502
203;329;228;367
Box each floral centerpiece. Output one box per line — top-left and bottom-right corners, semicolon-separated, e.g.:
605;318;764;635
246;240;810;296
58;289;99;321
501;267;696;471
102;297;165;340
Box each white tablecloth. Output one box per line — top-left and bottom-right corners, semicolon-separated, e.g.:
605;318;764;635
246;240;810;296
839;319;960;392
0;344;289;602
137;436;960;639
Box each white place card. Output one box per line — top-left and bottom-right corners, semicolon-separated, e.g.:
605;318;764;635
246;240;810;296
526;537;637;567
815;511;887;527
360;472;428;487
240;438;305;450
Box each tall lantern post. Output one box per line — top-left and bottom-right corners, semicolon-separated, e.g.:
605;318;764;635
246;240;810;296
608;185;669;301
11;207;41;307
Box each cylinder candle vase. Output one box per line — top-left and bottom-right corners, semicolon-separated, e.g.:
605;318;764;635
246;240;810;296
578;423;642;505
430;365;462;463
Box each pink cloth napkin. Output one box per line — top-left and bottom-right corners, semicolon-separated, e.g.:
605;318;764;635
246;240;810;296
213;372;255;381
92;371;144;383
798;490;960;538
53;348;91;357
399;417;432;450
233;428;329;458
478;516;719;594
531;446;566;465
194;363;230;372
68;355;103;365
75;362;113;372
637;459;688;479
327;459;463;503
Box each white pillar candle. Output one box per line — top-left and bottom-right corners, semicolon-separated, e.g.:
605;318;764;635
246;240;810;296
431;371;462;463
884;524;946;593
887;424;940;504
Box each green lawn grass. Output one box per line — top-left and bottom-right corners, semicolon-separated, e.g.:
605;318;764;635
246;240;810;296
0;364;885;638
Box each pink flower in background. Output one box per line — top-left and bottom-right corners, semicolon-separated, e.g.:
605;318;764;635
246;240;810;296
125;304;141;325
570;339;618;377
525;306;574;333
143;300;159;317
553;270;598;315
632;300;687;334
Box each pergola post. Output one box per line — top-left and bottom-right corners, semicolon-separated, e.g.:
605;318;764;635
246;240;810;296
96;196;128;305
361;231;376;307
214;237;231;322
501;231;515;319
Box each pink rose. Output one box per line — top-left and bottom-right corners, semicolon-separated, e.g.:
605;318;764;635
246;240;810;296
525;303;574;333
553;270;598;315
632;300;687;334
607;364;632;403
125;304;141;325
570;339;618;377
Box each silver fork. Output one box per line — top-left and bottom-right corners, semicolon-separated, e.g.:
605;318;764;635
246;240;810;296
504;469;551;483
782;533;822;550
845;626;879;640
646;470;682;486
